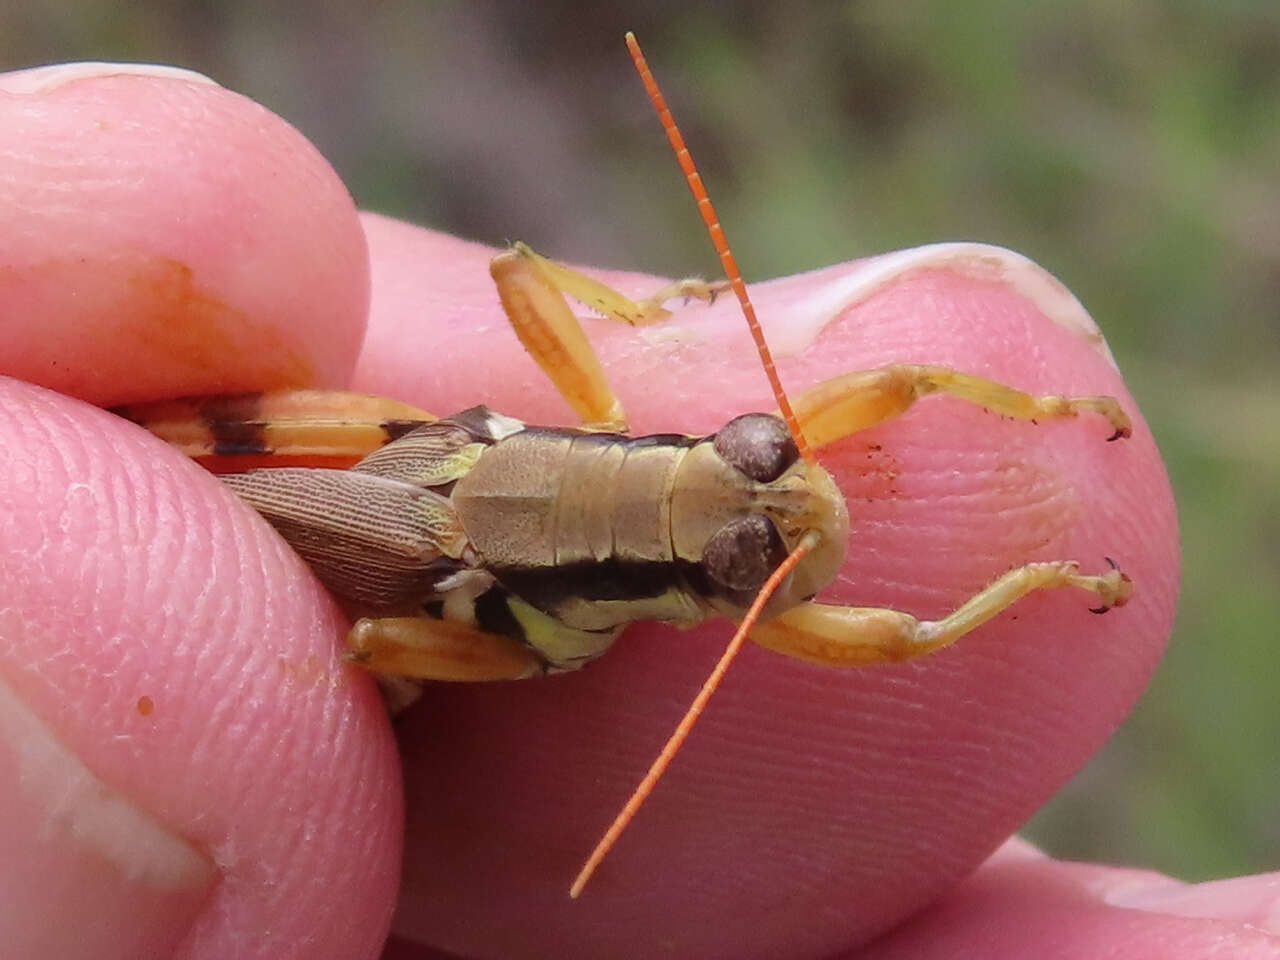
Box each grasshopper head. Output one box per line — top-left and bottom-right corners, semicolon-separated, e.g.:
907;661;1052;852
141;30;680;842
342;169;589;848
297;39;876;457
672;413;849;624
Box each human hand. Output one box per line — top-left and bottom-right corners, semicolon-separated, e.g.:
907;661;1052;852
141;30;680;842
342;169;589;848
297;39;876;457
1;63;1231;960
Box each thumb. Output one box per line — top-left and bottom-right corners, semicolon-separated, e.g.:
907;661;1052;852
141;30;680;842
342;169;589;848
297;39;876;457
0;61;398;958
0;61;367;405
0;380;402;959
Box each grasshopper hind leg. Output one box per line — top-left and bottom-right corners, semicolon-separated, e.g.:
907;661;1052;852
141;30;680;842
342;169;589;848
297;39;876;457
115;391;437;471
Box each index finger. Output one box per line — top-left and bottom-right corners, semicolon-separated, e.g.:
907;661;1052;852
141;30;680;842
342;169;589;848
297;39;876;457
0;65;397;960
353;216;1178;957
0;62;368;404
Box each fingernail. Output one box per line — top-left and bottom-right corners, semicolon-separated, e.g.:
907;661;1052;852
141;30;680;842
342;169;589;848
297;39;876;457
0;61;217;94
1106;873;1280;934
0;676;216;959
781;243;1119;369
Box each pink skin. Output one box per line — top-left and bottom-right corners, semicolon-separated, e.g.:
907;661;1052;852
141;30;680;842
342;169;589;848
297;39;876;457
0;66;396;960
0;64;366;402
0;63;1268;960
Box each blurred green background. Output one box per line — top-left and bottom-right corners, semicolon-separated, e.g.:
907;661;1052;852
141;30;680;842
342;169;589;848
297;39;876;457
5;1;1276;883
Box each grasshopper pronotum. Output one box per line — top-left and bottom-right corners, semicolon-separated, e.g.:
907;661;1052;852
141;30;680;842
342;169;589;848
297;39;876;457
118;33;1134;898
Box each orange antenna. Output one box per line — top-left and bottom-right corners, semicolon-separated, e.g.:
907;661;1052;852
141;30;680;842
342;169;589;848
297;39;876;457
570;529;820;898
624;31;815;467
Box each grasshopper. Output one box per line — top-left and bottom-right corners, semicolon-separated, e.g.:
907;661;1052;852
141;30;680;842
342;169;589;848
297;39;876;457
117;33;1134;897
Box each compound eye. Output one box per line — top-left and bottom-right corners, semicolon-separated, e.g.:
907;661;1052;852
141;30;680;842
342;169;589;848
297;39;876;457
702;514;788;601
713;413;799;483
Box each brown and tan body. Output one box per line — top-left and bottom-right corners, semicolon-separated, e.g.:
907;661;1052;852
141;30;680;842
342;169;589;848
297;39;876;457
195;403;848;675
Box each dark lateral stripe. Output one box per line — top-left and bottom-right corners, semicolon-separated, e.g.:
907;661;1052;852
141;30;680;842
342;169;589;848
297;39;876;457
492;556;690;609
492;554;768;619
473;587;529;644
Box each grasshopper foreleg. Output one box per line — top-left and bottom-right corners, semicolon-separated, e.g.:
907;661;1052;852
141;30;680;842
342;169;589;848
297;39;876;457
490;242;725;432
348;615;545;681
789;364;1133;452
